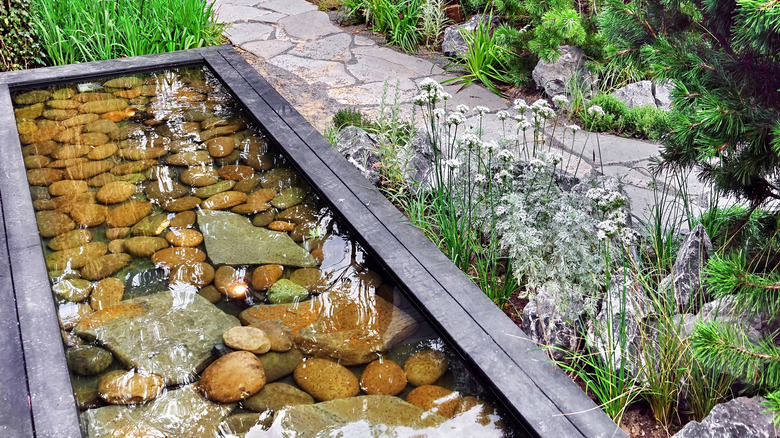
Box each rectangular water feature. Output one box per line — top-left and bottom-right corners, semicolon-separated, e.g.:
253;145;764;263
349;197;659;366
0;46;625;438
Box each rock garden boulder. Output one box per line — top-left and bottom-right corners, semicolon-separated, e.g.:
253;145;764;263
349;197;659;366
674;397;776;438
532;45;594;98
442;14;499;60
673;224;713;312
522;283;583;361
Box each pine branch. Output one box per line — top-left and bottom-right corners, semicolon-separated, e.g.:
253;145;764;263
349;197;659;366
704;251;780;318
763;388;780;426
691;321;780;389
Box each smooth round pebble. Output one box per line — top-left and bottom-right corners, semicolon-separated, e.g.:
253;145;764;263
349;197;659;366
165;228;203;247
404;349;449;387
241;382;314;413
223;326;271;354
406;385;461;418
248;320;292;352
91;277;124;310
293;358;359;402
53;278;93;302
360;358;407;396
251;265;283;291
98;370;165;405
66;345;113;376
199;351;266;403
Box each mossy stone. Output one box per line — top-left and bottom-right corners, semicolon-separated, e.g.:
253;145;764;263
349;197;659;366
267;279;309;304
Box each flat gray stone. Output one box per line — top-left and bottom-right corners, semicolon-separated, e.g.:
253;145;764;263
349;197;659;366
243;39;294;59
553;129;661;165
216;0;263;6
225;22;274;45
268;54;355;87
292;33;353;61
279;10;340;40
611;80;656;109
82;385;236;438
600;162;654;188
74;291;240;384
216;4;283;23
424;76;510;112
258;0;317;15
675;397;775;438
349;46;440;82
197;210;317;267
328;79;417;106
354;35;375;46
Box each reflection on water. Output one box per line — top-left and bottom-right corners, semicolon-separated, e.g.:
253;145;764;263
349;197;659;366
12;67;516;437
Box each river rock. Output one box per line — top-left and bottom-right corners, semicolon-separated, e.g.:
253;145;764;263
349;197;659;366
108;239;126;254
259;168;301;190
82;385;235;437
131;214;170;236
49;229;92;251
404;349;448;387
294;358;358;401
23;140;57;157
51;192;95;214
248;320;292;352
213;265;249;298
117;147;167;161
85;119;119;134
271;187;307;209
289;268;327;294
105;227;130;240
81;253;132;280
295;293;419;366
46;241;108;270
144;179;188;202
198;210;316;267
218;414;273;436
64;160;114;180
80;99;128;114
217;164;254;181
276;204;317;224
259;348;304;383
49;179;88;196
360;358;407;396
151;247;206;267
96;181;135;204
202;191;247;210
199;285;222;304
15;90;51;105
207;137;236;158
532;45;594;98
71;203;109;228
180;167;219;187
58;302;94;330
106;201;152;227
87;172;117;187
110;160;155;176
91;277;125;310
67;345;113;376
251;265;283;291
53;278;93;302
165;229;203;247
252;209;277;227
675;396;775;438
192;180;235;199
74;291;240;383
87;142;119;161
24;154;50;169
169;210;196;228
167;150;213;166
267;279;309;304
169;261;215;288
43;108;78;121
36;210;75;237
124;236;169;257
27;167;64;186
98;369;165;405
268;220;295;232
242;382;314;413
199;351;266;403
267;395;447;436
223;326;271;354
15;102;44;119
233;174;262;194
104;77;144;89
161;196;201;212
406;385;460;418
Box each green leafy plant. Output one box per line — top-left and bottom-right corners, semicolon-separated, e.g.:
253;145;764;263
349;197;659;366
333;107;367;130
419;0;449;49
580;93;626;132
442;12;509;96
31;0;225;65
0;0;44;71
349;0;423;52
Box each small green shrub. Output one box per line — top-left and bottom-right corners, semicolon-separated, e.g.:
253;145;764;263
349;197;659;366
333;107;366;130
581;94;626;132
0;0;43;71
623;105;669;140
443;11;509;95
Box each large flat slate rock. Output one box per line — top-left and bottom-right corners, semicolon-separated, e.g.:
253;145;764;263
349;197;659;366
82;385;236;438
197;210;317;267
74;291;240;383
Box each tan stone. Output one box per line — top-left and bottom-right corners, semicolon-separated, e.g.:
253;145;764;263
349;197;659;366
268;221;295;232
251;265;283;291
160;196;201;212
105;201;152;227
96;181;136;204
14;103;44;119
81;253;132;281
110;159;155;176
124;236;169;257
405;385;461;418
218;165;255;181
117;147;168;161
198;351;266;403
202;191;247;210
169;261;215;287
50;192;95;214
14;90;51;105
247;320;293;352
87;143;118;160
48;99;80;109
130;214;170;236
108;239;127;254
207;137;236;158
87;172;117;187
214;265;250;298
46;241;108;270
360;358;407;396
50;157;87;169
43;108;78;121
164;228;203;247
80;99;129;114
75;92;115;103
61;113;99;128
151;247;206;267
223;326;271;354
22;140;57;157
166;150;213;166
53;278;93;302
48;180;88;197
49;229;92;251
105;227;130;240
169;211;196;228
64;160;114;179
19;124;63;145
36;210;75;237
180;167;219;187
293;358;359;402
70;203;109;228
98;370;165;405
144;179;187;202
58;302;94;330
27;168;64;186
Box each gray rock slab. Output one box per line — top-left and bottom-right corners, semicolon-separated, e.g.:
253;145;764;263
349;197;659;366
354;35;376;46
216;0;263;6
600;162;654;188
675;397;776;438
531;45;593;98
612;80;656;109
654;80;674;111
268;54;355;87
243;39;294;59
621;184;658;220
216;4;284;23
82;385;236;438
328;79;418;106
349;46;442;81
292;33;353;61
279;10;340;40
225;22;274;45
258;0;317;15
553;129;661;165
73;291;240;384
197;210;317;267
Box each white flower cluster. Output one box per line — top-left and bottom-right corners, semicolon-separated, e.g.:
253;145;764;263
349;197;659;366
447;113;465;126
475;106;489;116
587;105;605;117
596;210;639;245
443;158;461;169
586;188;627;211
496;110;510;121
413;79;451;106
459;132;481;149
552;95;569;106
456;104;470;114
566;124;581;133
514;98;530;115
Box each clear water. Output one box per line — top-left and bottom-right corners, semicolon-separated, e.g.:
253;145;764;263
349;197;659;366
11;67;516;437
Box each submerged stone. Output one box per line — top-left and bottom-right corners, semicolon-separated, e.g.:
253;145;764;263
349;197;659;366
74;291;240;383
82;385;236;438
197;210;316;268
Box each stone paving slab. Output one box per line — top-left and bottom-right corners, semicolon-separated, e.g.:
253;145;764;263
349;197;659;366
278;10;341;40
225;22;274;45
